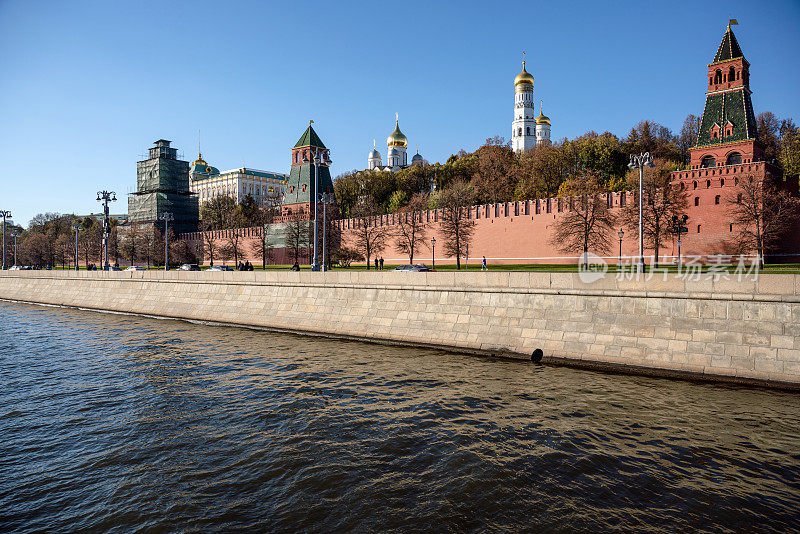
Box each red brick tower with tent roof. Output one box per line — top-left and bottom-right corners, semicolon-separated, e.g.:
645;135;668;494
669;21;790;258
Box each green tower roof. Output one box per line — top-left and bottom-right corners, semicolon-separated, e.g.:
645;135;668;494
713;25;744;63
294;124;327;149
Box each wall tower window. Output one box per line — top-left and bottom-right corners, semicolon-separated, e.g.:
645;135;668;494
694;197;699;206
715;195;720;205
726;152;742;165
700;156;716;168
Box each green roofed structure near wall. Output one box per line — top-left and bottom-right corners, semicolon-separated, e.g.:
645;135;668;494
281;123;334;220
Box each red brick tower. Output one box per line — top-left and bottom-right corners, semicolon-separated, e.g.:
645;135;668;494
671;22;782;257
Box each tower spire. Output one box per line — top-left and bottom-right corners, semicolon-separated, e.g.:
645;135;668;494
522;49;526;68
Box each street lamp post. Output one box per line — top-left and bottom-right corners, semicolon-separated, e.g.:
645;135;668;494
96;191;117;270
669;214;689;271
303;144;332;272
1;210;11;270
618;228;624;268
159;212;174;270
628;152;655;273
320;192;331;271
73;223;82;270
431;236;436;270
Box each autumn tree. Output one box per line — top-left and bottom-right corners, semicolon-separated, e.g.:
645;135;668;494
438;180;475;269
222;210;246;266
350;198;389;270
250;202;279;269
284;216;311;264
200;195;238;230
394;194;429;264
678;114;701;164
201;221;217;266
549;174;616;265
727;175;800;266
120;225;141;267
471;137;517;204
620;159;687;266
757;112;782;163
516;143;570;199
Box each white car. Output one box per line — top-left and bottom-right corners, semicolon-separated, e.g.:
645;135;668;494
8;265;22;270
124;266;147;271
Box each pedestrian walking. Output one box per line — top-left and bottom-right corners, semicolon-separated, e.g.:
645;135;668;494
482;256;487;271
379;257;384;270
374;258;379;270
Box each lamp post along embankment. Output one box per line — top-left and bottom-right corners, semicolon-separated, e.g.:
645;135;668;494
96;191;116;270
628;153;654;273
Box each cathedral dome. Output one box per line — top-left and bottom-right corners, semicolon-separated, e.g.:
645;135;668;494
190;153;219;176
369;148;381;159
535;110;550;125
514;62;534;89
412;152;423;163
387;120;408;148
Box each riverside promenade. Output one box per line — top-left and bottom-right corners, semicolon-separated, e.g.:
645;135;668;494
1;270;799;389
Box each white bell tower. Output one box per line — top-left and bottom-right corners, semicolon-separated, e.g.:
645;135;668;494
512;52;537;153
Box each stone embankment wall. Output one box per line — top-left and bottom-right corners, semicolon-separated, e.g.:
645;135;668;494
1;271;799;388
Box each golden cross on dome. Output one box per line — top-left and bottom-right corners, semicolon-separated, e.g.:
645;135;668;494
395;112;399;124
523;50;526;67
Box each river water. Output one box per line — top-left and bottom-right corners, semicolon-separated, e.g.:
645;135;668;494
1;300;799;533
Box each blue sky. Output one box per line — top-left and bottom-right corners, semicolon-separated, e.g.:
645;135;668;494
1;0;798;227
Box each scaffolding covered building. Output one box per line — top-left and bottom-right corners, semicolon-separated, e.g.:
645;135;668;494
128;139;199;234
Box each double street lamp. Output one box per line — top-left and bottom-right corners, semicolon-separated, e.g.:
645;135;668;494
159;212;174;270
628;152;655;273
1;209;11;270
302;144;332;271
96;191;116;270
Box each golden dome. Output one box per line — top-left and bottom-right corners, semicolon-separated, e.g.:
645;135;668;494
192;153;207;166
387;119;407;148
514;61;534;89
536;110;550;125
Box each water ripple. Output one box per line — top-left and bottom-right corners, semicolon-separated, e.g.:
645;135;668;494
0;300;799;533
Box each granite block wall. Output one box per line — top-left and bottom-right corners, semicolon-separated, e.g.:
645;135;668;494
1;270;798;388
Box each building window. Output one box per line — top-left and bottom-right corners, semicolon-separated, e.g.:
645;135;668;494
726;152;742;165
706;180;711;188
697;224;701;233
526;127;530;136
737;193;742;203
693;181;698;189
715;195;720;204
694;197;699;206
700;156;716;168
730;223;733;232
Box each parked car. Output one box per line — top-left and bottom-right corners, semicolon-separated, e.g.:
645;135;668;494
391;264;434;272
125;266;147;271
8;265;21;270
177;264;201;271
206;265;234;271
